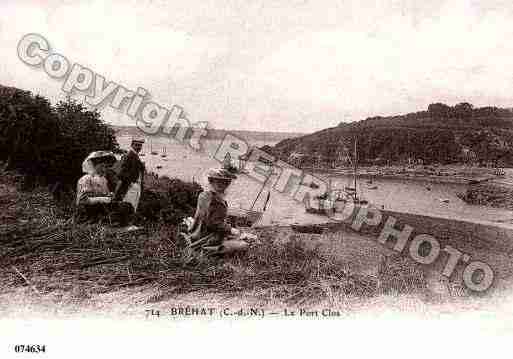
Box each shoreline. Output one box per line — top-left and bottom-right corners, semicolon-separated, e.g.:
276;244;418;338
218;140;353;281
2;166;513;318
304;165;505;185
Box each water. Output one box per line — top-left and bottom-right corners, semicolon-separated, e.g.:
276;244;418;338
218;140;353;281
328;175;513;225
116;135;513;228
117;135;274;181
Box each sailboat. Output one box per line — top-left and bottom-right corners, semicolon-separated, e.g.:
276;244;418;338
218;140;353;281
161;147;167;158
306;137;368;215
339;138;368;205
150;139;158;155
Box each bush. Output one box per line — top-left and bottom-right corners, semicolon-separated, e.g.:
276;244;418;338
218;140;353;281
0;86;60;181
0;85;119;189
51;100;119;186
137;173;203;225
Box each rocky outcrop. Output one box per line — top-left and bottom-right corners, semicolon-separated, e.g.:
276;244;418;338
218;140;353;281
458;183;513;210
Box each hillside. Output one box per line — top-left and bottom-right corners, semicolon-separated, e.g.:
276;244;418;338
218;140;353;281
113;125;303;144
267;103;513;168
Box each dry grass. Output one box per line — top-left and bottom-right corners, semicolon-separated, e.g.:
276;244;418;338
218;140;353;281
0;220;437;308
0;169;433;308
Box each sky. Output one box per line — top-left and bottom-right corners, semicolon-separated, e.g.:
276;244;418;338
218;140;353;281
1;0;513;133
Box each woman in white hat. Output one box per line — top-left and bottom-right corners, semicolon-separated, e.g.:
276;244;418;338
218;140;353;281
75;151;132;225
186;167;248;255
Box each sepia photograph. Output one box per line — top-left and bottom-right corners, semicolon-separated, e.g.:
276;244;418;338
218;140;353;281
1;0;513;357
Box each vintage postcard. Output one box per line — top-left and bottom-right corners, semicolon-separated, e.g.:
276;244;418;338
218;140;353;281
1;1;513;357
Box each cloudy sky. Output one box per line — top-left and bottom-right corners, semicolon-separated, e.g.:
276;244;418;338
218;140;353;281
1;0;513;132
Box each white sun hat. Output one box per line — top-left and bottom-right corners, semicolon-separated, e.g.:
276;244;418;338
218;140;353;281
82;151;117;174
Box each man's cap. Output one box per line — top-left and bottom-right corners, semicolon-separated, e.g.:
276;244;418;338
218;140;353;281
131;137;145;144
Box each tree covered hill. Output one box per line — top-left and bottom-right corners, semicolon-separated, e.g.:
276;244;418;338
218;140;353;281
267;103;513;168
113;125;303;144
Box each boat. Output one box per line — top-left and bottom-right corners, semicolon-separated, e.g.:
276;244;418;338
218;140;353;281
305;207;331;215
306;137;369;215
301;181;320;189
161;147;167;158
227;207;263;227
221;152;249;174
156;165;162;169
314;192;329;200
291;223;324;234
150;139;158;155
335;138;369;205
495;168;505;176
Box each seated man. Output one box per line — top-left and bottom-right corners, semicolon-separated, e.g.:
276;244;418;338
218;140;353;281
75;151;132;226
184;168;249;255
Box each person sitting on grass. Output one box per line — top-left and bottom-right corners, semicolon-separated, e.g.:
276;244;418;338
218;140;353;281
183;167;250;256
75;151;132;226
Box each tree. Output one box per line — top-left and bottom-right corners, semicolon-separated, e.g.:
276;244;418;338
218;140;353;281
0;87;59;177
0;85;119;189
453;102;473;119
51;99;119;186
428;103;451;118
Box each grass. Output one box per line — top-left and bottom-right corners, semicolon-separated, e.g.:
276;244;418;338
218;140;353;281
0;222;381;305
0;169;433;308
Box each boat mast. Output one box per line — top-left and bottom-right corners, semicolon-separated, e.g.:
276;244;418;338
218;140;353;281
354;137;357;201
